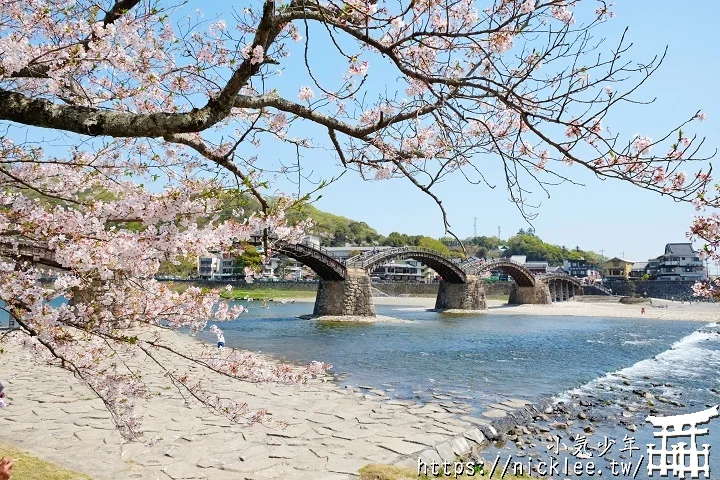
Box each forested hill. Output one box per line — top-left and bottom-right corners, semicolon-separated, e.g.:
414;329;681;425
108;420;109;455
284;204;383;246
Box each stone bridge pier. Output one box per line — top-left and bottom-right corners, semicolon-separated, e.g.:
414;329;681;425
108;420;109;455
313;268;375;317
434;275;487;311
508;283;552;305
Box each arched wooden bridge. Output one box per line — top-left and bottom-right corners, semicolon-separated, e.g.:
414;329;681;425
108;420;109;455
1;238;596;317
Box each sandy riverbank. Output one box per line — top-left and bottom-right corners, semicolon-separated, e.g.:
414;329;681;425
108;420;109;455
288;295;720;322
486;297;720;322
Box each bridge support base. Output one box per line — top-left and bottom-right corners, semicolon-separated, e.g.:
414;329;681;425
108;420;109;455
313;268;375;317
435;275;487;311
509;283;552;305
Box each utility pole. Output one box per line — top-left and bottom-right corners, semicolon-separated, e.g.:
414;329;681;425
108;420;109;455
474;217;477;239
498;226;501;239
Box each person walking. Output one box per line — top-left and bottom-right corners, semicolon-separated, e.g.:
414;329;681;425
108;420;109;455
641;307;646;315
0;380;6;408
210;325;225;348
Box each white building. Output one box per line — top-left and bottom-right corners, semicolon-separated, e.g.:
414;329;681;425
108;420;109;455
652;243;706;281
198;252;237;280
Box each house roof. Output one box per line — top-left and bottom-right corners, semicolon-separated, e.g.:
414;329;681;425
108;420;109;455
631;262;649;271
605;257;635;264
526;261;549;266
664;243;696;256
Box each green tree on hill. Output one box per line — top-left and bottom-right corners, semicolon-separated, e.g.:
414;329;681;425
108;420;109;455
417;237;450;255
234;244;263;270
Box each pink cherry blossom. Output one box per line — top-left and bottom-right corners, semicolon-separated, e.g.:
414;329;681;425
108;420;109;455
632;135;653;155
520;0;536;14
298;86;315;101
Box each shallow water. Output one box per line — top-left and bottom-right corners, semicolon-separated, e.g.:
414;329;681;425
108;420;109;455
199;302;704;403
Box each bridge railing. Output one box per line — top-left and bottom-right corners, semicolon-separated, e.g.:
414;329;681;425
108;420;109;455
463;257;527;272
347;246;457;269
0;241;57;263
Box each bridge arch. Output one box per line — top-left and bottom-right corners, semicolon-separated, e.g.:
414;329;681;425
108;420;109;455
467;258;536;287
269;241;347;281
347;247;467;284
537;273;584;302
536;273;583;288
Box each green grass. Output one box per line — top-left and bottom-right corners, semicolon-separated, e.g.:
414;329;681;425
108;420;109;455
0;441;92;480
220;288;316;300
166;282;316;300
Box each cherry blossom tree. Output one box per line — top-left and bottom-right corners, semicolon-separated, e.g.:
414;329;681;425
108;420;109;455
0;0;715;437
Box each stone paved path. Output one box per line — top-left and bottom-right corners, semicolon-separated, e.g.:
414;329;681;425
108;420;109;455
0;330;510;479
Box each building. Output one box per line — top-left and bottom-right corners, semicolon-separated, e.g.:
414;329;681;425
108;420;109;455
198;252;238;280
508;255;548;275
629;261;649;280
525;261;549;275
603;258;634;279
370;259;430;282
198;235;322;281
653;243;705;281
562;258;601;279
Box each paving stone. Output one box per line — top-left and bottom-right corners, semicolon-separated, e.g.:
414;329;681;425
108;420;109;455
266;426;308;438
463;428;487;446
378;439;425;456
162;462;207;479
238;445;269;462
482;409;507;418
326;457;368;475
196;458;224;469
244;466;289;480
331;429;376;441
460;416;492;426
404;433;447;447
435;442;456;462
219;455;277;473
267;446;308;459
450;437;472;456
417;449;443;466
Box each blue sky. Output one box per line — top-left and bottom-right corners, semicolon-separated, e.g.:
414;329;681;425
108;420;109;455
11;1;718;263
263;0;718;262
